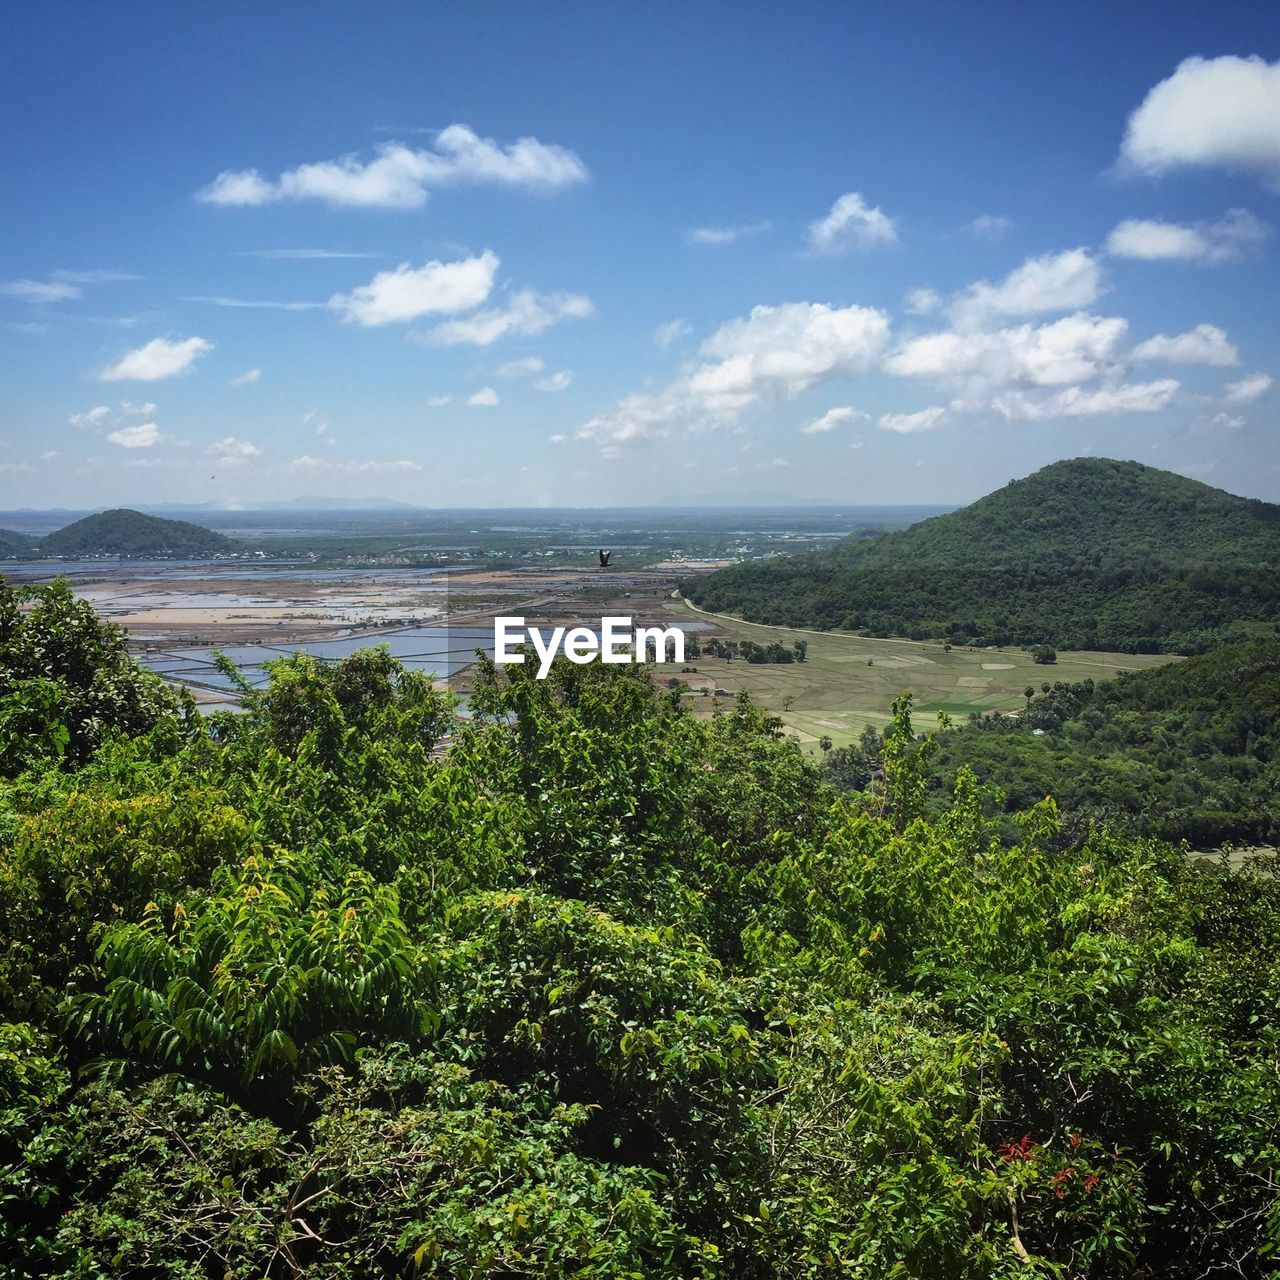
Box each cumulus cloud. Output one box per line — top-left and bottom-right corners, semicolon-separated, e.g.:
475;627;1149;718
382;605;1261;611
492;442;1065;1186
950;249;1102;328
904;287;941;315
1223;371;1273;405
208;436;262;465
802;405;867;434
807;192;897;254
422;289;593;346
97;337;212;382
69;405;112;430
578;301;890;448
1118;55;1280;186
467;387;500;406
1;279;81;303
232;367;261;386
106;422;163;448
654;318;692;349
886;312;1129;399
1105;209;1269;263
686;220;771;245
329;251;498;326
198;125;588;208
534;370;573;392
1130;323;1238;367
879;406;947;433
991;379;1179;421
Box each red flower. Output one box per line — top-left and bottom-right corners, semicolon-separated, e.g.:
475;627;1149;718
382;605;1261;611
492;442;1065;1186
997;1134;1036;1163
1069;1133;1082;1150
1050;1168;1077;1199
1083;1174;1100;1195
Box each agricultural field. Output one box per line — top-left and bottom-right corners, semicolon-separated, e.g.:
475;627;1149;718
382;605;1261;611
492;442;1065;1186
669;598;1176;751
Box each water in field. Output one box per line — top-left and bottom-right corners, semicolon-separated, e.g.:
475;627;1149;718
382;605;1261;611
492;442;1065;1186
137;625;496;699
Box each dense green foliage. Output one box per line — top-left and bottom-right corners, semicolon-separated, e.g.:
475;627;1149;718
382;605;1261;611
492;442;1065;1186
0;531;34;561
39;509;239;559
923;638;1280;849
1;580;1278;1276
686;459;1280;653
0;577;178;778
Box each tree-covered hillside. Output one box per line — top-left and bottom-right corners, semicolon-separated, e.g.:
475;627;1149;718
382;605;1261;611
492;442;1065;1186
685;458;1280;653
39;508;239;558
920;638;1280;848
2;579;1278;1276
0;530;34;559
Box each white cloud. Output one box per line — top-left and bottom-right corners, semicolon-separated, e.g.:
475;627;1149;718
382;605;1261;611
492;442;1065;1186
578;300;891;448
52;269;140;283
991;379;1179;421
1;279;80;304
239;248;380;260
426;395;453;407
886;312;1129;398
1197;411;1246;432
807;192;897;254
232;367;261;386
422;288;593;346
184;295;323;311
198;125;589;208
686;220;771;245
287;454;421;474
548;433;567;444
69;405;112;430
329;250;498;326
208;436;262;465
534;370;573;392
950;249;1102;328
802;405;867;434
969;214;1013;239
1131;323;1238;367
467;386;500;406
879;406;947;433
1105;209;1269;263
654;318;692;350
1119;55;1280;186
39;450;58;462
904;287;941;315
106;422;163;448
97;336;212;382
0;463;33;475
496;356;544;378
1223;371;1273;405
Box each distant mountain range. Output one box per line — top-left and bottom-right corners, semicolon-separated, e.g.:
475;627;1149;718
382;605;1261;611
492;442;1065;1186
684;458;1280;653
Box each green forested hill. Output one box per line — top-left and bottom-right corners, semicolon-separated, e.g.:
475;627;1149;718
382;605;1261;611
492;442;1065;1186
685;458;1280;652
923;638;1280;847
0;529;35;559
39;508;239;558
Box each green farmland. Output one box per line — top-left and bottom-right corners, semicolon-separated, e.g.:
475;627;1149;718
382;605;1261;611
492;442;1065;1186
670;598;1176;751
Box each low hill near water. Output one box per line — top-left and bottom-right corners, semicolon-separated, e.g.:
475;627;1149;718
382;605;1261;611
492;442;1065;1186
37;509;239;558
0;529;35;558
685;458;1280;653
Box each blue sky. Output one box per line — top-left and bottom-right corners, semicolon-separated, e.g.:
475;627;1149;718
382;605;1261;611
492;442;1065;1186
1;2;1278;508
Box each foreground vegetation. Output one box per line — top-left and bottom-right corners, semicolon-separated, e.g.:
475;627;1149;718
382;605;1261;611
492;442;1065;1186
1;578;1278;1276
685;459;1280;653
